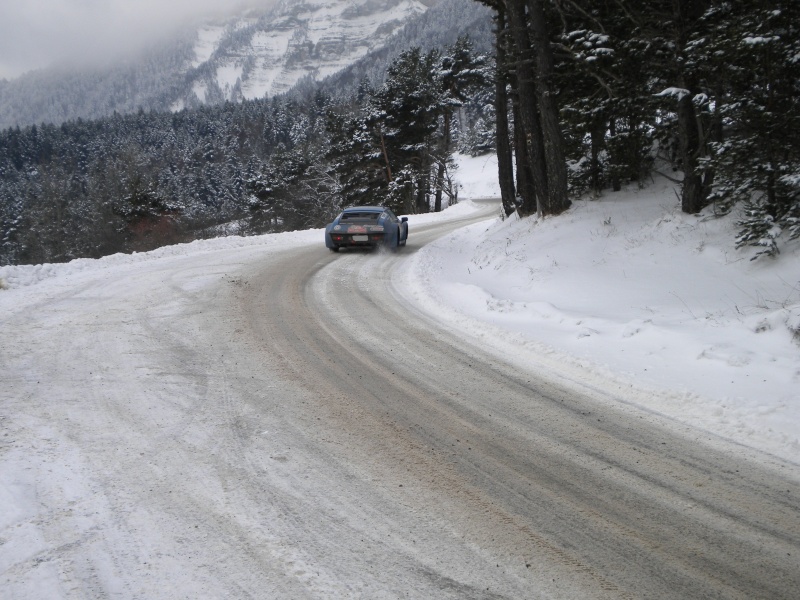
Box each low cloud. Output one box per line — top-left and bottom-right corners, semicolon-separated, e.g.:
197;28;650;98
0;0;275;79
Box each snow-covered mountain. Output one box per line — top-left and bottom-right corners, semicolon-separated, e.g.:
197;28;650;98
0;0;441;128
178;0;432;109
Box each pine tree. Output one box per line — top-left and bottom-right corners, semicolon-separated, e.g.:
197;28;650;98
434;36;490;210
368;47;443;213
326;110;387;208
701;0;800;258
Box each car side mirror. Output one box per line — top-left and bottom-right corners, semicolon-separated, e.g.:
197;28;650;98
401;217;408;223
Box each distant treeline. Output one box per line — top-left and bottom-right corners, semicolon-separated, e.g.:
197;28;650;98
0;37;493;265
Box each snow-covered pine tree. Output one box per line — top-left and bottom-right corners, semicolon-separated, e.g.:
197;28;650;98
434;36;490;210
700;0;800;258
325;110;388;208
368;47;443;213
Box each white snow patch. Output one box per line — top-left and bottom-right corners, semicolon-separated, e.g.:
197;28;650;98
397;155;800;464
216;62;244;91
193;26;226;67
657;87;691;100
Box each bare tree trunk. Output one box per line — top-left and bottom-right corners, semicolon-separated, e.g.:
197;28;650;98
434;112;451;212
590;120;604;195
677;91;704;213
512;95;536;215
609;118;621;192
494;7;518;216
526;0;570;214
434;161;445;212
379;130;392;183
673;0;711;214
506;0;548;217
416;164;430;213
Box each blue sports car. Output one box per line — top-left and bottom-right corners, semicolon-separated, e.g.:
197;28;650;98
325;206;408;252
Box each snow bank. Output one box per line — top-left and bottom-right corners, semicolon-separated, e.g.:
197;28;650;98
0;229;321;291
400;158;800;463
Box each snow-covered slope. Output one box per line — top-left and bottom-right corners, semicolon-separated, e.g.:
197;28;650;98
398;154;800;463
179;0;430;107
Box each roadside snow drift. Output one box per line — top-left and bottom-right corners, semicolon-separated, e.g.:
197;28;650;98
399;155;800;463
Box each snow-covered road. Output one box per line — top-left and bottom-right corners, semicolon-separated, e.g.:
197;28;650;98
2;203;800;598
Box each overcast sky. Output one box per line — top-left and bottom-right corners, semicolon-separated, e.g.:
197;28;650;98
0;0;274;80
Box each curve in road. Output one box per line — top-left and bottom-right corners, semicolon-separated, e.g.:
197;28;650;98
2;204;798;599
233;207;800;599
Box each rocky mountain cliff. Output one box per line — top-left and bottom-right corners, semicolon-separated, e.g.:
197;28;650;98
0;0;439;129
178;0;432;109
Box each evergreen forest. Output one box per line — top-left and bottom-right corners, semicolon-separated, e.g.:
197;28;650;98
1;0;798;266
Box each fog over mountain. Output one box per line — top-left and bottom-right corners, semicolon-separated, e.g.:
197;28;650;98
0;0;480;130
0;0;271;80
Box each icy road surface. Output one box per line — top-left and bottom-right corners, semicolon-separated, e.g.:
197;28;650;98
2;203;799;598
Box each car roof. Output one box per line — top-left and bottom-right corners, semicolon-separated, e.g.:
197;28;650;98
342;206;386;213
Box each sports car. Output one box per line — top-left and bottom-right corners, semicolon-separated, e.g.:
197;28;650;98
325;206;408;252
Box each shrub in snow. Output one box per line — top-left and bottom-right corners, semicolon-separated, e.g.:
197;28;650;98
787;305;800;344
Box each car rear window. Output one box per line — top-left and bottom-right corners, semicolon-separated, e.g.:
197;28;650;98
341;212;381;223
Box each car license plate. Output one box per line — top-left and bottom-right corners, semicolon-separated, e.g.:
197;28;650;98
352;235;368;242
